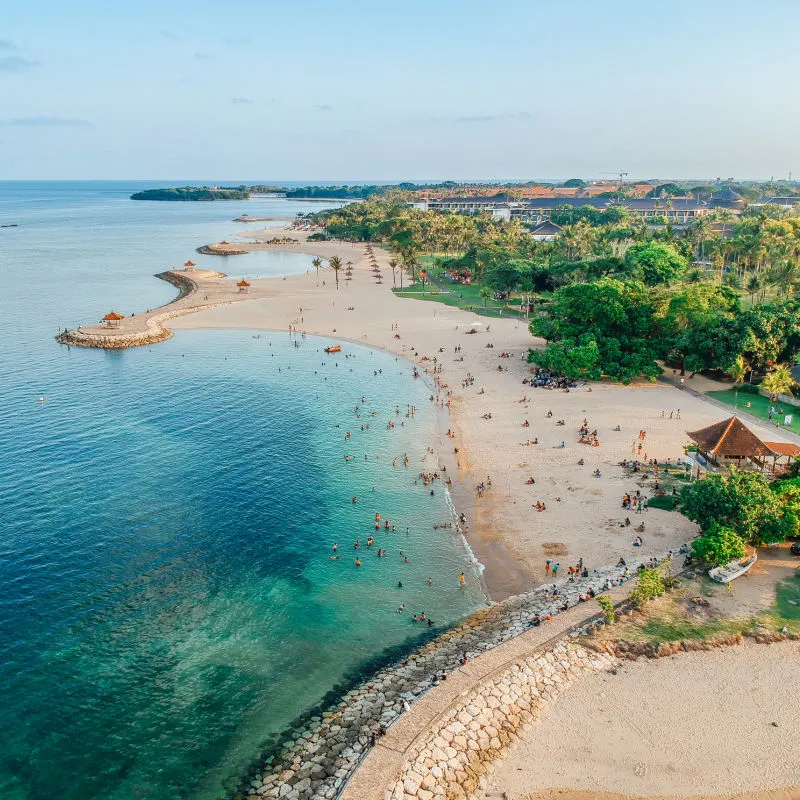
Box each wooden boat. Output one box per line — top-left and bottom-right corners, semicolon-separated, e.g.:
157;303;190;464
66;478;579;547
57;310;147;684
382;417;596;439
324;345;342;354
709;552;757;583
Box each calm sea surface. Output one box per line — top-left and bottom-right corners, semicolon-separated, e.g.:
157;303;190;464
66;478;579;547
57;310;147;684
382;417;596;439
0;182;485;800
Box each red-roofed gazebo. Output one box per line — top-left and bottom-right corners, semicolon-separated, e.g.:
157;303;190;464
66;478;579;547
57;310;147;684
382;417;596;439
102;311;124;328
184;260;196;268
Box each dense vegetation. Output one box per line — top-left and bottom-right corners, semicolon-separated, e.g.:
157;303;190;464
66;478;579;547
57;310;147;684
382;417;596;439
131;187;250;201
309;193;800;386
681;469;800;565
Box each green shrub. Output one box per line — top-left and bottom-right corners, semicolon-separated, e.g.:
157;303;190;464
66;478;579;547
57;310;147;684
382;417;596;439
597;595;616;624
630;567;665;609
647;494;679;511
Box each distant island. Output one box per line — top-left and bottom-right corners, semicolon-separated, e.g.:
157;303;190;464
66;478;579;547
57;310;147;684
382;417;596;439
130;186;251;201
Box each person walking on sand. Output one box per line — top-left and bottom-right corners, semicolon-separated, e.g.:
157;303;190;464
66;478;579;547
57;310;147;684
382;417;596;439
552;562;559;577
545;559;552;576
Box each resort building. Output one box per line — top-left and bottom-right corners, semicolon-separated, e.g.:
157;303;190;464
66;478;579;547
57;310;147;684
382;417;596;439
708;186;745;211
416;196;713;224
751;196;800;208
529;221;563;241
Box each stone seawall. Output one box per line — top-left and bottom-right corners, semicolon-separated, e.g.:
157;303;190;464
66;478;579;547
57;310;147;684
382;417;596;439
55;272;231;349
233;557;672;800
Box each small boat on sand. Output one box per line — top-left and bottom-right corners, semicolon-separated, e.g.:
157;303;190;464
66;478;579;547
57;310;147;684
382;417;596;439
324;345;342;354
709;552;757;583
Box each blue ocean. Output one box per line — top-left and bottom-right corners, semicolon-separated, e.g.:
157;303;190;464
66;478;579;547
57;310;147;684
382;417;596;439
0;182;485;800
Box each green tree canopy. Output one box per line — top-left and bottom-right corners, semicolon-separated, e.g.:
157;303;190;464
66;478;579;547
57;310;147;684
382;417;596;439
691;523;747;566
529;278;661;382
680;470;792;546
624;241;689;286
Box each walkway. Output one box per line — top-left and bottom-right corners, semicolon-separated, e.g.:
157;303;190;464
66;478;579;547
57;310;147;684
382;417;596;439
339;582;632;800
659;376;800;447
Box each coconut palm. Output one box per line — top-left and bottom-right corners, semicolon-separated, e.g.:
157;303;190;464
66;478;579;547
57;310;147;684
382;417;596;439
746;274;761;306
311;257;322;285
329;255;342;290
761;365;796;397
479;285;493;308
389;257;398;287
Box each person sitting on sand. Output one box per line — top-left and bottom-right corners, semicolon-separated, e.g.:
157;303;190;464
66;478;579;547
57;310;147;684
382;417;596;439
633;536;643;547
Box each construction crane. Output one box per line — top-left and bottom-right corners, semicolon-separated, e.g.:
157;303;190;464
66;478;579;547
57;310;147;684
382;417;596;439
601;171;628;186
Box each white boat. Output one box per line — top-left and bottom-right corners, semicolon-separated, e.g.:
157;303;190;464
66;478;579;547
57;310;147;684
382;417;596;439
709;553;757;584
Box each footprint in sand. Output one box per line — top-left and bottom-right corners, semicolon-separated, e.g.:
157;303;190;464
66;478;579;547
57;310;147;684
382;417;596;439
634;761;648;777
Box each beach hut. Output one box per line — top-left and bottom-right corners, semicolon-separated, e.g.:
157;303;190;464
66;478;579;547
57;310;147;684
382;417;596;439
686;417;776;474
102;311;124;328
237;279;251;293
184;260;196;269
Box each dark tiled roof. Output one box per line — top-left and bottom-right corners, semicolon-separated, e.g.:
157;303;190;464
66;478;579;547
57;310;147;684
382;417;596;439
531;221;562;235
757;197;800;206
687;417;774;458
521;198;708;211
711;186;744;202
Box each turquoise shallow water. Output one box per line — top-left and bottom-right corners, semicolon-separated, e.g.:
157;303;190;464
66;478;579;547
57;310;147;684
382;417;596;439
0;183;485;800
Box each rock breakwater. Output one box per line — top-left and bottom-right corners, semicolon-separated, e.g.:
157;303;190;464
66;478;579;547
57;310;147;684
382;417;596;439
233;559;664;800
55;271;232;349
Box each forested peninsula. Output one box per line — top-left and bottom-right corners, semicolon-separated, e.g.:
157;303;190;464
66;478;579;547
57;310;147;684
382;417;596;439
130;187;251;201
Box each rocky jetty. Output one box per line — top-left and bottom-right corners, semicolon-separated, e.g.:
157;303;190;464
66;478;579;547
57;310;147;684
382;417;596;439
198;244;249;255
233;559;667;800
390;640;614;800
55;271;231;349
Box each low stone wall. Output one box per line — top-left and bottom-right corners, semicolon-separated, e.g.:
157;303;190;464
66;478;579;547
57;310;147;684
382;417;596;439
391;640;614;800
235;558;669;800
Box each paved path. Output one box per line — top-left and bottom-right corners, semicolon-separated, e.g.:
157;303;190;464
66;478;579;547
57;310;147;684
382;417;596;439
659;377;800;446
339;582;632;800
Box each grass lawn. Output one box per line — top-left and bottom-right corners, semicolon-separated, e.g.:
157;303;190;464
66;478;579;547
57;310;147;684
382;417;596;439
706;389;800;436
393;281;526;319
770;572;800;633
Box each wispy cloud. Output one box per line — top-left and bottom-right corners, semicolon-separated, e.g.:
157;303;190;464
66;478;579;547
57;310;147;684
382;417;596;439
231;97;253;104
0;39;18;50
453;111;532;123
194;52;213;61
160;30;179;40
0;55;38;72
4;116;93;128
314;104;333;112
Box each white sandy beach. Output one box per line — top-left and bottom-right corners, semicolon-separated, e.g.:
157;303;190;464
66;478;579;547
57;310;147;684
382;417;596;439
485;640;800;800
172;229;794;598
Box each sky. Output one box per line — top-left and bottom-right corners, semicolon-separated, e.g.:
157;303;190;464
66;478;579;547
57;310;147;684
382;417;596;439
2;0;800;181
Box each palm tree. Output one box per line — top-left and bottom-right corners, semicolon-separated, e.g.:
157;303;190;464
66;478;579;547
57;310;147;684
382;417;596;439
329;255;342;290
761;365;796;397
311;257;322;285
389;257;398;288
746;274;761;306
479;285;493;308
